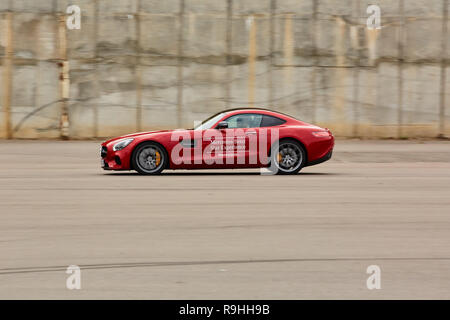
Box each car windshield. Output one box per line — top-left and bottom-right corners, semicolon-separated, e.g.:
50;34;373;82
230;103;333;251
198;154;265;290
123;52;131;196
193;112;225;130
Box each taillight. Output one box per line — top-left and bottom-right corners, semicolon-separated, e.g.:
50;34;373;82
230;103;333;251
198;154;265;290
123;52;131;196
312;131;330;137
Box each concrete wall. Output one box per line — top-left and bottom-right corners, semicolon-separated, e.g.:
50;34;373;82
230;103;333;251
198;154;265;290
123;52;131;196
0;0;449;139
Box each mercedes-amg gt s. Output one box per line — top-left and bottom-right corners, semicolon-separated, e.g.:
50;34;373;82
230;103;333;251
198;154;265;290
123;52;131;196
100;108;334;175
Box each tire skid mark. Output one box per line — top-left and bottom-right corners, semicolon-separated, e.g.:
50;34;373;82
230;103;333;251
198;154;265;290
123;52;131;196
2;257;450;275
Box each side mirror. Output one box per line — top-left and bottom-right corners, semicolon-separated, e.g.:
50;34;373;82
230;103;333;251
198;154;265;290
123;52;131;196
217;121;228;129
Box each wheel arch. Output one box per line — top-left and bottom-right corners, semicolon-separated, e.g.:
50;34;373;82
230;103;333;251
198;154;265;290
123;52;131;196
269;136;308;163
129;140;170;170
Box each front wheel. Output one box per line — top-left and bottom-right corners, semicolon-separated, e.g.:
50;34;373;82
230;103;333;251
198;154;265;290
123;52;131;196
269;139;306;175
131;142;168;175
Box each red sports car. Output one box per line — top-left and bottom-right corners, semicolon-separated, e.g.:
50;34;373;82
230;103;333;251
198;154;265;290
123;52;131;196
101;108;334;175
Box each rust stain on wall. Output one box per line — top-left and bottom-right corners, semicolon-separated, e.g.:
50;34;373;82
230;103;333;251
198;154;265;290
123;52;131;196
0;1;448;139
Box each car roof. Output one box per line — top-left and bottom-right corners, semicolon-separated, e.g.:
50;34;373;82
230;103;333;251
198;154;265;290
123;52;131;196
221;107;297;120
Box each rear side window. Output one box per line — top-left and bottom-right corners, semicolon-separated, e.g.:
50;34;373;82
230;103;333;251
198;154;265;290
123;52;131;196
221;113;263;129
260;115;286;127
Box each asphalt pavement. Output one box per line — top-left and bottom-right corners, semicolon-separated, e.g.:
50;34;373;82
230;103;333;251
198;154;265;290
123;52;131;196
0;139;449;299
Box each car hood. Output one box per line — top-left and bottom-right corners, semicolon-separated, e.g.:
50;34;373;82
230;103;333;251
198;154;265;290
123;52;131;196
103;129;178;145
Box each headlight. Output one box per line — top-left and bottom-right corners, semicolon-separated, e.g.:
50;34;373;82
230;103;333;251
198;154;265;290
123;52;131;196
113;138;134;151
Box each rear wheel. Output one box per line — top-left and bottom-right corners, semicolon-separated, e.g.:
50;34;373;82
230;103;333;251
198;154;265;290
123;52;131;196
269;139;306;175
131;142;168;175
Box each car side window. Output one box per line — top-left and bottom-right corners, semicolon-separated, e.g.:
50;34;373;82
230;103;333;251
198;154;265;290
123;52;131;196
260;115;286;127
221;114;263;129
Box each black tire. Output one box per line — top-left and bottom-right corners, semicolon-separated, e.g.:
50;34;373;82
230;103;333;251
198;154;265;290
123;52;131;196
268;139;306;175
131;142;168;175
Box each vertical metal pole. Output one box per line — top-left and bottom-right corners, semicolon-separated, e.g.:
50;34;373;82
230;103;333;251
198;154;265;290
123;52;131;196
2;11;13;139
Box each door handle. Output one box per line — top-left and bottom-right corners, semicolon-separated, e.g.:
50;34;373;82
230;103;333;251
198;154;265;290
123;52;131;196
245;131;257;135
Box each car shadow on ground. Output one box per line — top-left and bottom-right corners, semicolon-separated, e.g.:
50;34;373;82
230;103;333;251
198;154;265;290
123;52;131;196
102;171;338;176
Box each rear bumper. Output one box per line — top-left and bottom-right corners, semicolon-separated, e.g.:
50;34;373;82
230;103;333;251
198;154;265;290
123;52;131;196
305;150;332;167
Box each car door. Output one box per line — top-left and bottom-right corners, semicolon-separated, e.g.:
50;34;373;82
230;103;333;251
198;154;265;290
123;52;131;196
200;128;226;166
216;113;262;167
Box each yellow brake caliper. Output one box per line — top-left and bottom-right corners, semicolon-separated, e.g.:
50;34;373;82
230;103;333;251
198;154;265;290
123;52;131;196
277;153;282;163
155;151;161;166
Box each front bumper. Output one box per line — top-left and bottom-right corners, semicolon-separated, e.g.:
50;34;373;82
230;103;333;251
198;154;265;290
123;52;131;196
101;145;130;170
